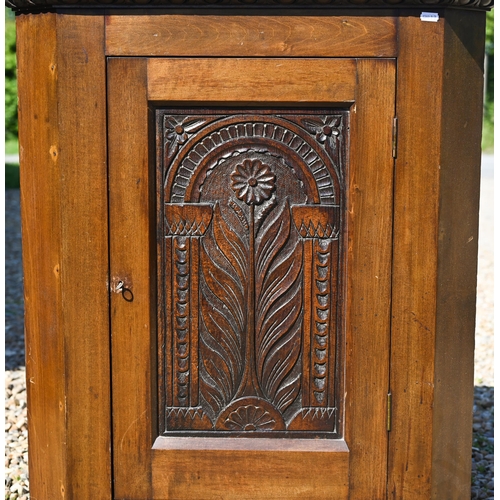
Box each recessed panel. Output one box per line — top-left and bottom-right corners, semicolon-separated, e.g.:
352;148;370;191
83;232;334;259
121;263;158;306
157;109;347;438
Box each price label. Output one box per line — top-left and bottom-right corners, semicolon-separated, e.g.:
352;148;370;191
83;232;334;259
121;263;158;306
420;12;440;22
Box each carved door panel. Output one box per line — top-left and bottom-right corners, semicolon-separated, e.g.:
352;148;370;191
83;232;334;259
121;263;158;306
109;58;395;499
159;109;344;437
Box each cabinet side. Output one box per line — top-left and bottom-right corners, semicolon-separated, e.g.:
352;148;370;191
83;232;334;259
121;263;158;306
17;12;68;499
432;9;485;498
390;10;485;499
17;11;112;499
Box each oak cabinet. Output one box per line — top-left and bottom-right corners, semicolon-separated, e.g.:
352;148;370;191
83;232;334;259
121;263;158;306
11;1;489;498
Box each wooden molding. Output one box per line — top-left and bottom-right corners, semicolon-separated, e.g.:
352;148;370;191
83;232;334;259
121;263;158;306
7;0;493;12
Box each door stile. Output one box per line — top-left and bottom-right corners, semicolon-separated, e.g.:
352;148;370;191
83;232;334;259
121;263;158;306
344;58;395;499
108;57;154;500
386;60;400;500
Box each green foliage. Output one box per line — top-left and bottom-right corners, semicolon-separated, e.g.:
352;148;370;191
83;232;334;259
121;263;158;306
485;10;494;55
482;10;494;153
5;138;18;155
5;163;20;189
5;17;18;142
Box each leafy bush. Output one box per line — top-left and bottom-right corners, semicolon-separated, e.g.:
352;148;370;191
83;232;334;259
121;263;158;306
5;163;20;188
5;16;18;142
482;10;494;152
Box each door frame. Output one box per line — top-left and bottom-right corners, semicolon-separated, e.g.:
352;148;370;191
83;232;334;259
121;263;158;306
108;55;395;499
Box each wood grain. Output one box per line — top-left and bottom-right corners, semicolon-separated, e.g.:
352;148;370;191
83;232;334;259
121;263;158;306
17;13;67;499
389;18;443;499
389;11;485;499
389;19;445;499
345;58;395;500
105;15;397;58
147;58;356;103
152;439;349;499
55;14;112;498
18;12;111;499
432;10;485;498
108;57;154;500
153;436;349;451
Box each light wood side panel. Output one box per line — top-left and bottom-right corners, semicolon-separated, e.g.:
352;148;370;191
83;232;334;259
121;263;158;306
108;57;153;500
152;439;349;499
391;13;484;499
389;16;444;499
17;13;67;499
55;14;112;498
431;10;485;499
105;15;397;57
147;58;356;103
345;58;395;499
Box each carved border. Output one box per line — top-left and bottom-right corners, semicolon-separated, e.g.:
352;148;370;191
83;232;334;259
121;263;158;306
6;0;493;11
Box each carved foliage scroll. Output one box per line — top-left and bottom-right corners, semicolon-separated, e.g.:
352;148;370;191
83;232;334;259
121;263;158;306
158;110;346;437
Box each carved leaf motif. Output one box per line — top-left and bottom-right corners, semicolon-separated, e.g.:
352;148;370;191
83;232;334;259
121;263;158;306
299;117;328;134
255;200;303;411
199;203;247;419
182;118;209;133
165;116;210;160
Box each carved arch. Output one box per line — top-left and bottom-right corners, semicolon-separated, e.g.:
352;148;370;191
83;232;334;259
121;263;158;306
164;115;342;206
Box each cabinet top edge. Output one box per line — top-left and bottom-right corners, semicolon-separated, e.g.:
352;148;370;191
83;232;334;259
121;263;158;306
6;0;493;12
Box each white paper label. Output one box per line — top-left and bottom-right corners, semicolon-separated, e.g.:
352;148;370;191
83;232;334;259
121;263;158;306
420;12;440;22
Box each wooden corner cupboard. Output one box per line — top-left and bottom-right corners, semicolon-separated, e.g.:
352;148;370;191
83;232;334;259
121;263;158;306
10;0;490;497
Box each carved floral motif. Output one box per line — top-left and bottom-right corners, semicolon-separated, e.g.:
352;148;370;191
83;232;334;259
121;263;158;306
230;159;276;205
164;116;208;159
300;116;341;145
160;111;344;436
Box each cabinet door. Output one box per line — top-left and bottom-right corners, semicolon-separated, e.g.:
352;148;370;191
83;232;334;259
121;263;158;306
109;57;395;499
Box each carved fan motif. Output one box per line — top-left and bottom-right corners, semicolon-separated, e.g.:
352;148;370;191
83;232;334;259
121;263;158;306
158;110;346;437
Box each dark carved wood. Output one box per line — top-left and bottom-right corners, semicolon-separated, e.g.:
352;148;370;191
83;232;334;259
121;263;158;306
157;110;346;438
6;0;493;11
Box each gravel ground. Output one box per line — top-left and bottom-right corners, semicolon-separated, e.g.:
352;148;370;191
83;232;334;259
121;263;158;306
4;157;494;498
5;188;29;500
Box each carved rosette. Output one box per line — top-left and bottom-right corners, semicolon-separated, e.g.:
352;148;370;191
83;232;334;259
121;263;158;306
159;111;344;436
